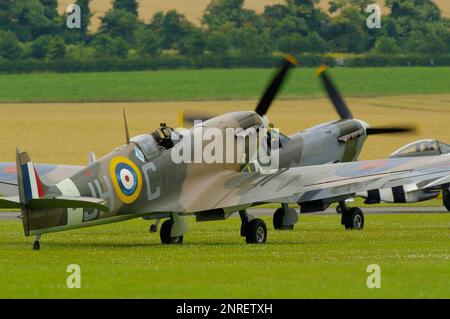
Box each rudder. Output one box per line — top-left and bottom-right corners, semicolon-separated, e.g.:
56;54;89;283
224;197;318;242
16;148;49;236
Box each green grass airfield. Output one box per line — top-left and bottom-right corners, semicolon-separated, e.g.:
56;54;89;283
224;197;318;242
0;214;448;298
0;67;449;298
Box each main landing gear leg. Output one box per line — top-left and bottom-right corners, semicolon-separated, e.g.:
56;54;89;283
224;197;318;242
33;234;41;251
239;210;267;244
337;201;365;230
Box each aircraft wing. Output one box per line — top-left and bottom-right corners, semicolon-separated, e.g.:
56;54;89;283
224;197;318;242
208;155;450;210
0;162;83;196
0;195;108;211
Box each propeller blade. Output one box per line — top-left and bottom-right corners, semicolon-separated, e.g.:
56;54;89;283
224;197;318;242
366;127;416;135
317;65;353;120
182;111;211;125
255;54;298;117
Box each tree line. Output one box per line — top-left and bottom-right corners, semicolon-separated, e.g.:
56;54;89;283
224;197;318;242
0;0;449;70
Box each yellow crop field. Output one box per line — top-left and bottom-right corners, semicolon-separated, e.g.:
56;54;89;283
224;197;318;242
57;0;450;31
1;94;449;165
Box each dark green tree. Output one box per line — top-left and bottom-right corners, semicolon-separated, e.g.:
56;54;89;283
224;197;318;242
177;29;206;57
324;6;372;53
62;0;93;44
0;1;16;31
380;0;450;54
99;9;140;43
277;33;312;54
47;36;66;59
77;0;92;38
205;32;230;55
0;31;23;60
263;0;329;50
202;0;262;32
31;35;51;58
39;0;58;19
91;34;115;57
113;37;129;58
7;0;58;41
134;27;162;56
113;0;138;17
150;10;195;50
230;27;269;55
386;0;441;21
329;0;377;14
91;34;128;57
262;4;290;31
285;0;328;33
371;36;402;54
307;32;327;53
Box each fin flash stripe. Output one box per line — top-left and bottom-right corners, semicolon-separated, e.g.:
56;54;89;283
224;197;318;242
22;162;45;201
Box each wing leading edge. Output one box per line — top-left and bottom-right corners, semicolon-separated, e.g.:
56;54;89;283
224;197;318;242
211;155;450;211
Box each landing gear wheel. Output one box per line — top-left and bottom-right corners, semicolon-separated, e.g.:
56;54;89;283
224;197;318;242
245;219;267;244
273;208;283;230
149;224;158;233
160;219;183;244
344;207;364;230
273;208;294;230
442;187;450;211
33;240;40;251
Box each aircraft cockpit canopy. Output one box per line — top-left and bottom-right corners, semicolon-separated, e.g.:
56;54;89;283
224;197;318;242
131;123;182;160
389;139;450;158
151;123;180;150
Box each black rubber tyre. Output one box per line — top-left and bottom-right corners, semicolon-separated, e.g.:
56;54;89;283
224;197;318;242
160;219;184;244
338;204;347;225
245;219;267;244
344;207;364;230
273;208;284;230
149;224;158;233
340;211;348;225
273;208;294;230
33;241;40;251
443;187;450;211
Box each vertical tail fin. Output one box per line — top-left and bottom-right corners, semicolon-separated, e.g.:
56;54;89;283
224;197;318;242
16;149;46;203
15;149;108;236
16;148;48;236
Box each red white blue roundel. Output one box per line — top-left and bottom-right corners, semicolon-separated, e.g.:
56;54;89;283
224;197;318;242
110;157;143;204
115;163;138;196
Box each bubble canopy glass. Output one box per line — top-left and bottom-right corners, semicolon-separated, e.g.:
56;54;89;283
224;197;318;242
389;139;450;158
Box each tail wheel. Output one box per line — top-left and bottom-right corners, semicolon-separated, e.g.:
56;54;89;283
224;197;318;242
33;240;40;251
245;219;267;244
160;219;184;244
344;207;364;230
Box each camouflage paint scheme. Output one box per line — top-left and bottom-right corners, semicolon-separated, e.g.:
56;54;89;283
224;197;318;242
3;109;450;239
0;57;445;242
357;139;450;205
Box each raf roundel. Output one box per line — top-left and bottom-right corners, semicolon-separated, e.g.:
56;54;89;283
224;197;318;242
117;163;137;195
110;157;142;204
